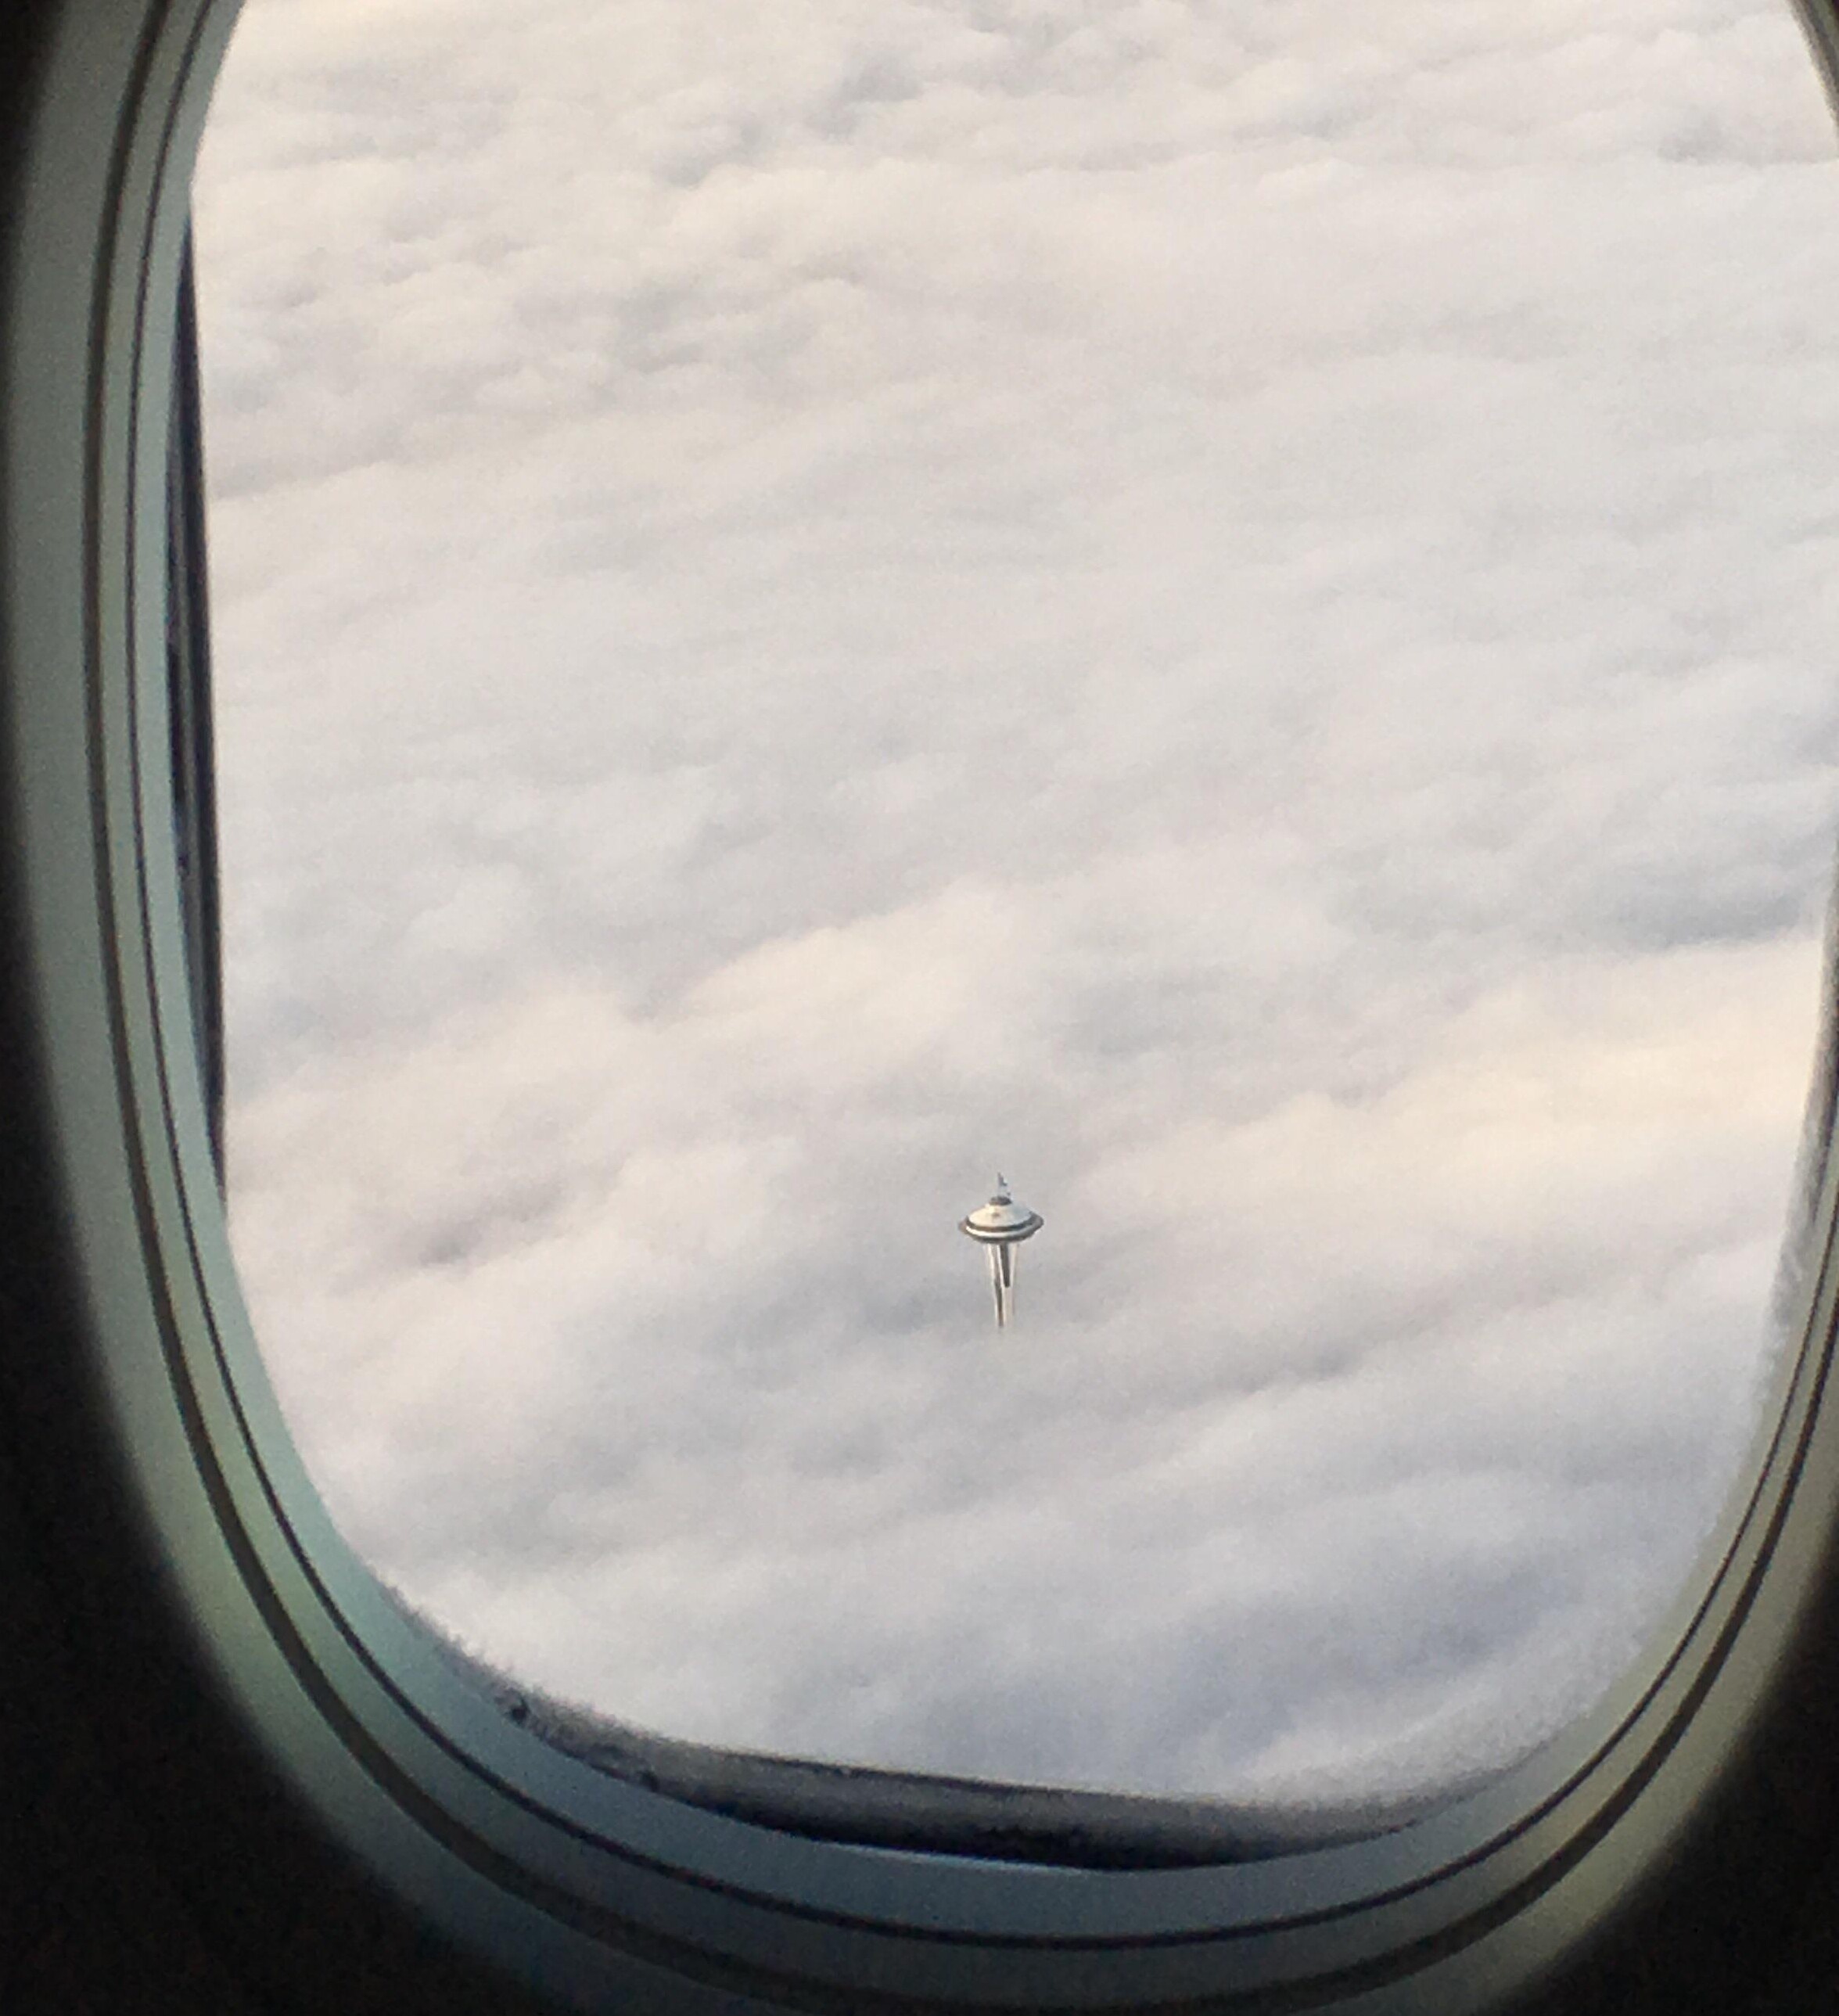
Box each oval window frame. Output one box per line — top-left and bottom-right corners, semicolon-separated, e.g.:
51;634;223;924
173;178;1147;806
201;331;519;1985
8;0;1839;2007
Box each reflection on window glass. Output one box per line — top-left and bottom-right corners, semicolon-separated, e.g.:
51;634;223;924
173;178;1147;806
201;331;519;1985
194;0;1839;1806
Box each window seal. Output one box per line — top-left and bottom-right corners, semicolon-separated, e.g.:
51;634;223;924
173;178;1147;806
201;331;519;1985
164;225;221;1180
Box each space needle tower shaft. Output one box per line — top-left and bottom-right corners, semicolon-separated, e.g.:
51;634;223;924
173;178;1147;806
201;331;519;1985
958;1176;1043;1329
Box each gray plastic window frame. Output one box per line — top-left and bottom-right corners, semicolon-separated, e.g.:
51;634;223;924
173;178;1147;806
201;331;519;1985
9;0;1839;2008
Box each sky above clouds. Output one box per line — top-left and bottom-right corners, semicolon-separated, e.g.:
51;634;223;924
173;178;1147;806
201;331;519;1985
193;0;1839;1806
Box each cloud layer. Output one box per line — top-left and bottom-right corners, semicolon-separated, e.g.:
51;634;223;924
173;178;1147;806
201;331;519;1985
196;0;1839;1802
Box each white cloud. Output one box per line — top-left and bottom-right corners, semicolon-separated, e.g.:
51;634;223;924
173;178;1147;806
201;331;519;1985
199;0;1839;1801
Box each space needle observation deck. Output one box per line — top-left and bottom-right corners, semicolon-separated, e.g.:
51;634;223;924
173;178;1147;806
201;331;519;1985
958;1176;1043;1329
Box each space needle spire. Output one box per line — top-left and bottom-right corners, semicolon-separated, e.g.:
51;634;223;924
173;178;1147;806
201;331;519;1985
958;1175;1043;1329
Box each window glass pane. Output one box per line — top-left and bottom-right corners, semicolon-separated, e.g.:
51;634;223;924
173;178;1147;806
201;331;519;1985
195;0;1839;1809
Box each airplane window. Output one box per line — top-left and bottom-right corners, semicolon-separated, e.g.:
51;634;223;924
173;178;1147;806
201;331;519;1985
192;0;1839;1828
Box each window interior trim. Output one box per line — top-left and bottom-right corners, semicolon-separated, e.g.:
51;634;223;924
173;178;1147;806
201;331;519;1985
9;0;1839;2008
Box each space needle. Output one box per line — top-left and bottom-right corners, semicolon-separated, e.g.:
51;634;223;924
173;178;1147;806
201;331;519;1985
959;1176;1043;1329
